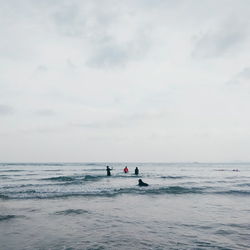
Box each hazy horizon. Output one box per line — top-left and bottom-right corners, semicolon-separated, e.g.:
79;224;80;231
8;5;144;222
0;161;249;164
1;0;250;162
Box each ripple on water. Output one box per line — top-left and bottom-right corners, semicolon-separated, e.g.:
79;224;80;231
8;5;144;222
0;215;25;222
54;209;90;215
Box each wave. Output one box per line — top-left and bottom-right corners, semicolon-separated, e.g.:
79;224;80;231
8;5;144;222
1;176;103;190
0;215;16;221
83;168;108;172
43;176;76;182
83;175;103;181
0;163;65;166
2;183;55;189
0;162;105;167
0;185;205;200
43;169;62;172
0;215;25;221
0;194;9;199
1;189;37;195
160;176;186;179
227;223;250;229
120;186;204;195
43;175;104;182
0;175;10;179
237;183;250;187
2;180;250;199
54;209;89;215
113;174;142;178
85;163;99;166
215;190;250;196
0;170;25;172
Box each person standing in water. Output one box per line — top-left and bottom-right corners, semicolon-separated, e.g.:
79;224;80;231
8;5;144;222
123;166;129;173
106;166;112;176
135;167;139;175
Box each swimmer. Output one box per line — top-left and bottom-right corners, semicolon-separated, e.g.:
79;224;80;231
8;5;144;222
138;179;148;187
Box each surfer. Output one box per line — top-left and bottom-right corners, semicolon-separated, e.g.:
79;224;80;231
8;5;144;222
138;179;148;187
123;166;129;173
135;167;139;175
106;166;112;176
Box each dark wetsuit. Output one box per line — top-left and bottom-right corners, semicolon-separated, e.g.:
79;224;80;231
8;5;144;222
138;179;148;186
106;166;112;176
135;167;139;175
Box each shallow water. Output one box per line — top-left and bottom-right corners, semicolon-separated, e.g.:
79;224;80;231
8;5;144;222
1;162;250;249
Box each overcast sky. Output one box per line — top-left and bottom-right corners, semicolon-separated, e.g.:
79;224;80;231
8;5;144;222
1;0;250;162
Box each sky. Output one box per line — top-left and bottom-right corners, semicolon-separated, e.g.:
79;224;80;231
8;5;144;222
1;0;250;162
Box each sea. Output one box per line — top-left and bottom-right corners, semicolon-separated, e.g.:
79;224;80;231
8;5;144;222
0;162;250;250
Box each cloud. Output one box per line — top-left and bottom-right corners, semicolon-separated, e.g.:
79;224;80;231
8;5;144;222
66;59;76;69
52;2;86;37
192;21;248;59
36;65;48;72
45;1;154;68
71;111;164;130
86;32;151;68
0;105;14;115
86;41;129;68
236;67;250;79
226;67;250;86
35;109;56;116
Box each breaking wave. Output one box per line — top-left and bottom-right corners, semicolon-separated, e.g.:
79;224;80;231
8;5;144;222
2;184;250;200
0;185;205;200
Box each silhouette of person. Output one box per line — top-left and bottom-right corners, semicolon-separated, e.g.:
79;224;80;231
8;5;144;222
106;166;112;176
135;167;139;175
138;179;148;186
123;166;129;173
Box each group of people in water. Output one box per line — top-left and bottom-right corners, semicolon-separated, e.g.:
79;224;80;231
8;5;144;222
106;165;149;186
106;166;138;176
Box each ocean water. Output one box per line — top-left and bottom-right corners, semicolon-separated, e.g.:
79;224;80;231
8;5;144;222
0;162;250;250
